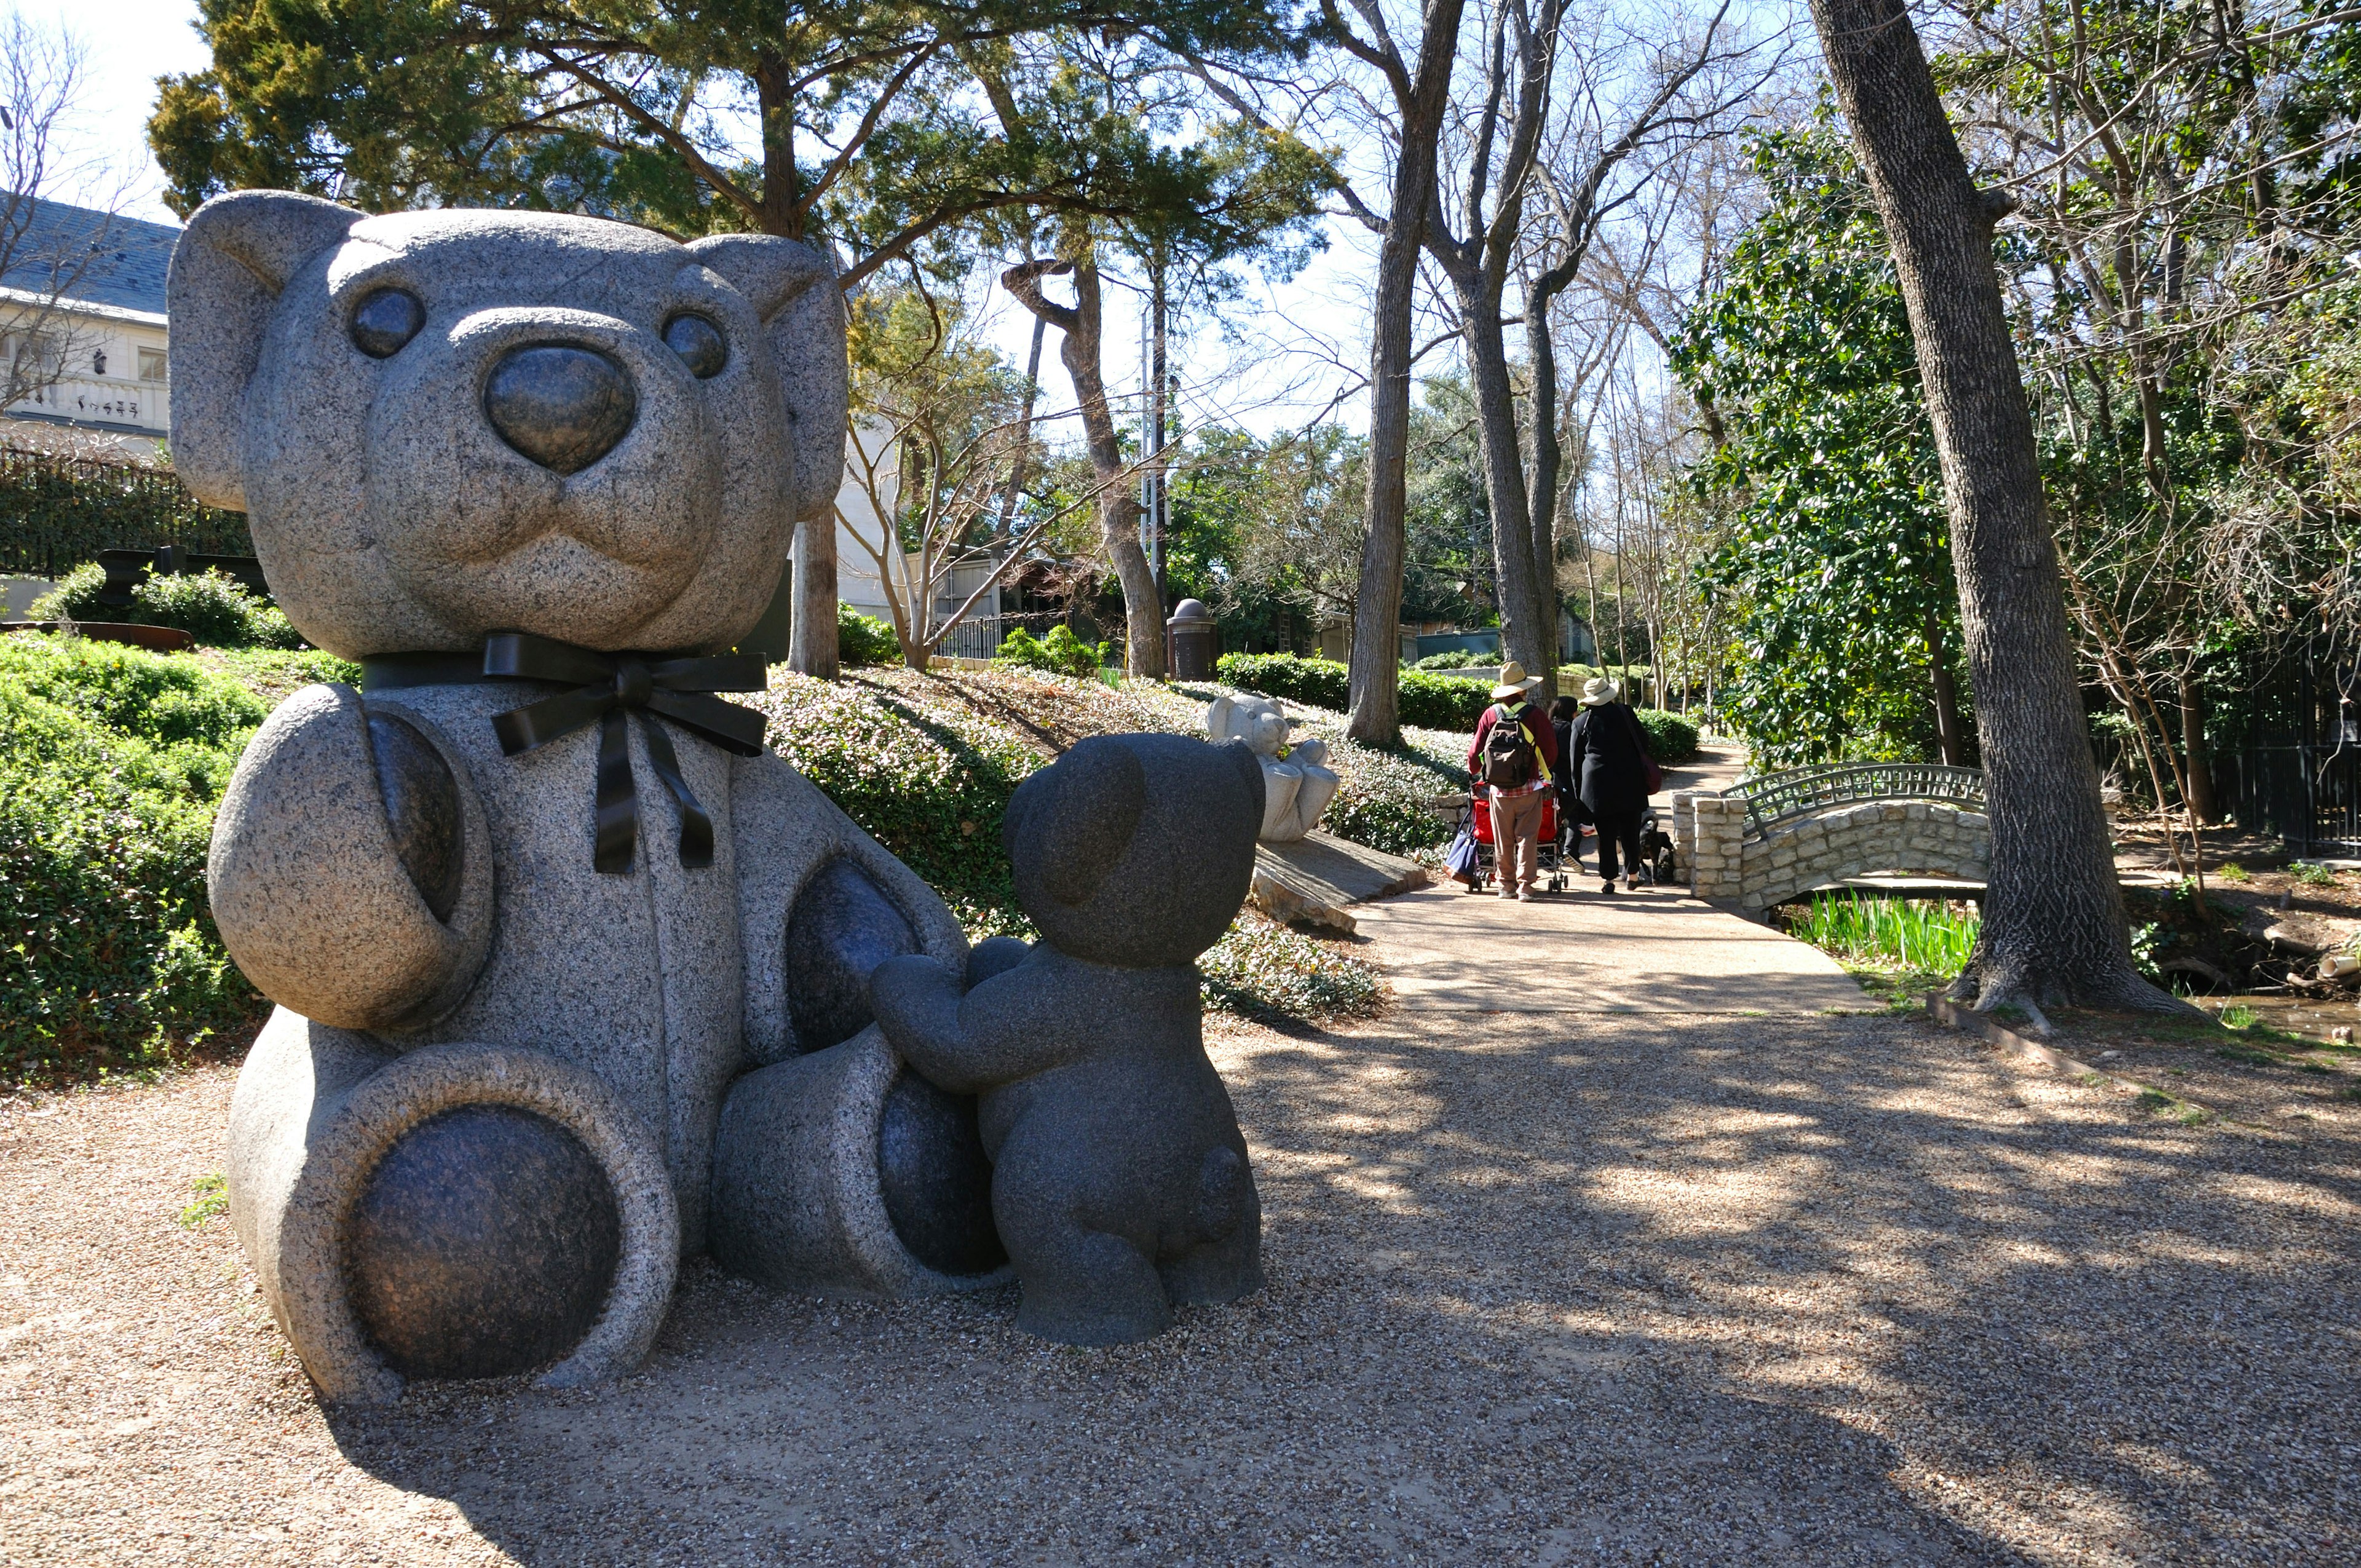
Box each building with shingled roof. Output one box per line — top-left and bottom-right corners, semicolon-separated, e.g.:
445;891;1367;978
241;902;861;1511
0;195;179;446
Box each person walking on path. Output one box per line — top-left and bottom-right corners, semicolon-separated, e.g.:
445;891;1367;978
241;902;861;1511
1466;662;1559;901
1549;693;1589;872
1565;676;1655;893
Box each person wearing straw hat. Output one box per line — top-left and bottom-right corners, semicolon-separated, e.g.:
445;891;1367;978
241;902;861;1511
1564;676;1654;893
1464;661;1559;901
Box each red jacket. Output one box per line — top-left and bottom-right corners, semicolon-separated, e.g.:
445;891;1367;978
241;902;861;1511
1466;699;1559;783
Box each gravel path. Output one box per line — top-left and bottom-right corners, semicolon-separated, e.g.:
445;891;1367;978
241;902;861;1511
4;1007;2355;1566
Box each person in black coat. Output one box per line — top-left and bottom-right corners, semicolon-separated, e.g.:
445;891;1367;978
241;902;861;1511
1548;694;1587;870
1564;677;1653;892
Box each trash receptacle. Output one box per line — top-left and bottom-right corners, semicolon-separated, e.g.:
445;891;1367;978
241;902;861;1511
1166;598;1218;681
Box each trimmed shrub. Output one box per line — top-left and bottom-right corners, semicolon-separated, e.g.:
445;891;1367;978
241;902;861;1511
1634;708;1701;765
34;563;307;649
1410;647;1496;669
995;624;1109;679
1215;651;1348;711
1397;669;1491;732
0;634;271;1082
1216;654;1492;736
837;603;903;667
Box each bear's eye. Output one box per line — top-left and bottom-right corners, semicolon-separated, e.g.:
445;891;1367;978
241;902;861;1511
350;288;425;358
662;314;727;379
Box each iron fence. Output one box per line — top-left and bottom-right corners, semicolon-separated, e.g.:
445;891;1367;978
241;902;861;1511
2218;635;2361;858
1728;763;1987;841
0;449;253;579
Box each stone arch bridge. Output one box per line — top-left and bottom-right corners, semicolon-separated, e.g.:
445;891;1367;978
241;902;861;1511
1671;765;1990;914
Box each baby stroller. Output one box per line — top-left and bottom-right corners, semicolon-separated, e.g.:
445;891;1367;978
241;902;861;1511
1436;788;1572;894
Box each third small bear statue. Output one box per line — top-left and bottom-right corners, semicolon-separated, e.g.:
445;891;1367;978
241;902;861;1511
870;734;1268;1345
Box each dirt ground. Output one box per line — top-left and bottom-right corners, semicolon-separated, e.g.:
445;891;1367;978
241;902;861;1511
4;1007;2355;1567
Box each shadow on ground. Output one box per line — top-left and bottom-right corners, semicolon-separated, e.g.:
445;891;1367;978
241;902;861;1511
307;1010;2357;1566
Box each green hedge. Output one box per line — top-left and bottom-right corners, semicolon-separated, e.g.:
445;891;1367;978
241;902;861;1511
0;450;253;579
1634;708;1701;766
1213;652;1493;735
838;604;902;667
0;636;269;1081
1215;651;1350;710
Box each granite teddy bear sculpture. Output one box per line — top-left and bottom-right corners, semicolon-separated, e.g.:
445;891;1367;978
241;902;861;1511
870;734;1267;1345
1204;692;1339;842
178;191;1008;1403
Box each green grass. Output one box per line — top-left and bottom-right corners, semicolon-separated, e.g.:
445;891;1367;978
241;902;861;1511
2217;861;2250;882
1787;892;1980;976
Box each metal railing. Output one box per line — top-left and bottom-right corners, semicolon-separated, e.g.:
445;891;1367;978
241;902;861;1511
1728;763;1986;841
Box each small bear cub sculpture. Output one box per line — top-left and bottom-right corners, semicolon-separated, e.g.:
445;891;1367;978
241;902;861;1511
872;734;1268;1345
1204;692;1339;842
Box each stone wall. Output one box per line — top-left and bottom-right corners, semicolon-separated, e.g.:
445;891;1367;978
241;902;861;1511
1671;791;1990;912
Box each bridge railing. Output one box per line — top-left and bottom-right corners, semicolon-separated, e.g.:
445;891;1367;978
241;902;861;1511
1727;764;1986;841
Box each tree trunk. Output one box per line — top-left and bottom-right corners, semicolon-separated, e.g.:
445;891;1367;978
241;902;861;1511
1344;0;1469;745
754;51;841;680
788;517;839;679
1455;275;1554;689
1002;252;1163;678
1926;606;1964;766
2180;671;2219;825
1809;0;2181;1015
997;311;1046;533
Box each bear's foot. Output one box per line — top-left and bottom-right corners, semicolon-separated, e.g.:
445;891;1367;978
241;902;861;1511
1010;1229;1173;1347
349;1104;622;1379
1158;1223;1264;1309
224;1012;679;1403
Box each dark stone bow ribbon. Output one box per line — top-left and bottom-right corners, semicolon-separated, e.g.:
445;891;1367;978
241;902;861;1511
481;633;768;874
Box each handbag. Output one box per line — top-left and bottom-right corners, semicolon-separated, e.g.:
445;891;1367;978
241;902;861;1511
1619;705;1664;795
1445;822;1482;886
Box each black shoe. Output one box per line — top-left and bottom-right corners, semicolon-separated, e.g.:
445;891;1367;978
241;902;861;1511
1600;879;1618;894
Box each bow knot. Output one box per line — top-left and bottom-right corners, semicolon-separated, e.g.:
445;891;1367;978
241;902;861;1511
477;632;768;874
612;658;654;708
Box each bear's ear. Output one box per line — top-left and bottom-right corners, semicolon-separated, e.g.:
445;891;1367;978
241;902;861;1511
168;190;357;512
686;234;847;525
1017;737;1147;908
686;233;834;320
1204;694;1238;742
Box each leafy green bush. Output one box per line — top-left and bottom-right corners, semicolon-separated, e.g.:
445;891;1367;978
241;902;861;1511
837;604;903;667
34;563;306;649
1397;669;1491;732
1215;651;1349;710
0;635;270;1082
995;624;1109;678
1634;708;1701;764
1410;647;1495;670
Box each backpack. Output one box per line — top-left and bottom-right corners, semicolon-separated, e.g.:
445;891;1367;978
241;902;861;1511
1481;703;1538;789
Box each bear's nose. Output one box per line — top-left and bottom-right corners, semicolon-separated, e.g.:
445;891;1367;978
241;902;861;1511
483;345;638;475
